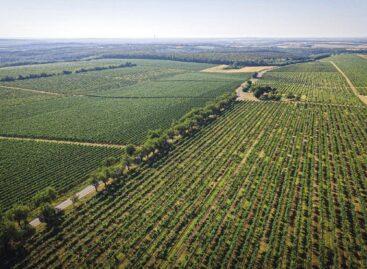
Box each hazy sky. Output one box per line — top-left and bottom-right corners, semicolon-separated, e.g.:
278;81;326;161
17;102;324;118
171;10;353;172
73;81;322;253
1;0;366;39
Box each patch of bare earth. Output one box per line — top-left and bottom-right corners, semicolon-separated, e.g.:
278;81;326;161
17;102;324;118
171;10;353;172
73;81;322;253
358;54;367;60
201;65;275;74
236;82;259;101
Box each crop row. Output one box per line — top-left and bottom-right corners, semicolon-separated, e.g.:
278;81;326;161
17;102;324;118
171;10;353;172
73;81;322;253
11;101;367;268
258;61;361;105
0;140;122;211
326;54;367;95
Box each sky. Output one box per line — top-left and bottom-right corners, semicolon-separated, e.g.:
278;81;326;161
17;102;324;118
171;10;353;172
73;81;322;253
0;0;366;39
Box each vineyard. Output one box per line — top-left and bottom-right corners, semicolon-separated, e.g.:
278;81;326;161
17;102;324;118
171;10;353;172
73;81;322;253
7;100;366;268
0;59;247;144
0;59;214;95
1;53;367;268
0;140;122;211
325;54;367;95
257;61;362;105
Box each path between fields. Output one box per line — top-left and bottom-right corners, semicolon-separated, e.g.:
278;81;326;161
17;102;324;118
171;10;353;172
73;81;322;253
236;69;273;101
330;61;367;106
0;84;213;100
0;85;62;96
0;136;125;149
29;183;103;227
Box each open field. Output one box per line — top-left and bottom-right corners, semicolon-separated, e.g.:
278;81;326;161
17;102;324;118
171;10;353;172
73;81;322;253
2;50;367;268
0;140;122;211
201;64;274;73
358;54;367;60
0;59;248;144
257;61;363;105
0;96;216;144
8;100;367;268
0;58;248;212
325;54;367;95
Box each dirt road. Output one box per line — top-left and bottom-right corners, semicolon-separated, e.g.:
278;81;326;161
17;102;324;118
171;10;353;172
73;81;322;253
330;61;367;106
0;136;125;149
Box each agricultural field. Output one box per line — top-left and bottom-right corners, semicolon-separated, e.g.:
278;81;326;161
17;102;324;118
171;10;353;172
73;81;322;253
0;59;218;95
8;100;367;268
325;54;367;95
0;58;248;212
0;96;210;144
0;59;248;144
257;61;362;105
0;139;122;211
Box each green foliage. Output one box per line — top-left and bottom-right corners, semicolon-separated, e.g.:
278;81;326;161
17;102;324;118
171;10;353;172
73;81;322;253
32;187;57;208
0;140;122;211
6;204;30;227
9;101;367;268
38;204;64;228
257;60;362;104
327;54;367;95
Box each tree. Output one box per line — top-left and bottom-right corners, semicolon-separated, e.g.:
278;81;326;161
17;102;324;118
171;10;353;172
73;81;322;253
71;194;79;207
125;144;136;156
89;176;100;192
38;204;63;228
0;220;18;254
6;205;30;228
32;187;57;207
147;129;162;139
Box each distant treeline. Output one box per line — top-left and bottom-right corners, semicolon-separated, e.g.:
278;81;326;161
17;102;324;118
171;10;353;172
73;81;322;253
0;62;136;82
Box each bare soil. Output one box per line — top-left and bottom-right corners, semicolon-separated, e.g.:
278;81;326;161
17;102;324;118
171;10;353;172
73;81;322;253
201;65;275;74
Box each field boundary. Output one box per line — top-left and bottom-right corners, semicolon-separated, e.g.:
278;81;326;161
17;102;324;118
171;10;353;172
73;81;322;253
0;85;62;96
0;135;125;149
330;61;367;105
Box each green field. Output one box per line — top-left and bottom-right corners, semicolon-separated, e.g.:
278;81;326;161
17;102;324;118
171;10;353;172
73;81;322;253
4;57;366;268
0;96;210;144
326;54;367;95
0;59;248;144
0;59;248;211
257;61;362;105
11;100;367;268
0;140;122;211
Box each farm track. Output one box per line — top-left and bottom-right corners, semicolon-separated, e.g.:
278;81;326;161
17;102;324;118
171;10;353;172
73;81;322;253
330;61;367;105
0;84;215;100
0;85;62;96
0;135;125;149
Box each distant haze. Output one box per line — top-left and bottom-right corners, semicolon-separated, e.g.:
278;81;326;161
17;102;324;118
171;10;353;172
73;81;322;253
1;0;366;39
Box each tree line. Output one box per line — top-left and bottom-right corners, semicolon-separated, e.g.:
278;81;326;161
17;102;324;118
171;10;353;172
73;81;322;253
0;91;237;261
0;187;63;258
0;62;136;82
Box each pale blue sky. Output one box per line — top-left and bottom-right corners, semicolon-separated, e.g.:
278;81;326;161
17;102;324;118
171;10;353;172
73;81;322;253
1;0;366;38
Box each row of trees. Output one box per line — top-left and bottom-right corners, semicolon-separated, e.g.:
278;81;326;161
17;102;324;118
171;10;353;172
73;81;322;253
0;72;55;82
252;85;282;101
75;62;136;73
87;92;238;194
0;187;63;257
0;92;237;260
0;62;136;82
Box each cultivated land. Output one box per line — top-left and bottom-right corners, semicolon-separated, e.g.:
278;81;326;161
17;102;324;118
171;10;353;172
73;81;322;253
326;54;367;96
0;59;249;144
5;57;367;268
0;139;122;211
0;59;249;211
257;61;364;105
